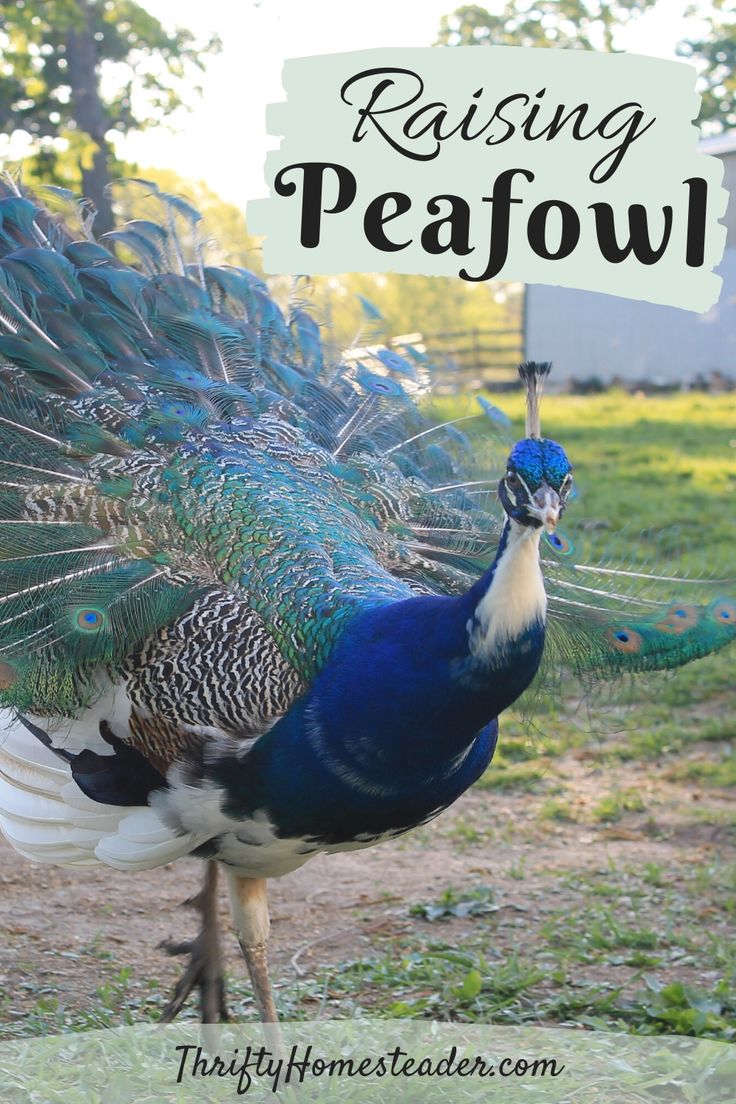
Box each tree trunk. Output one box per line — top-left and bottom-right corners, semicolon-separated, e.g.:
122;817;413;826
65;1;114;237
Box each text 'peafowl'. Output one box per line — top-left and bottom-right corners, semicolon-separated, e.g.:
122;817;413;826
0;179;733;1024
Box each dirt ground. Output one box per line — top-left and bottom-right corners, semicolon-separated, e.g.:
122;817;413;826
1;740;734;1034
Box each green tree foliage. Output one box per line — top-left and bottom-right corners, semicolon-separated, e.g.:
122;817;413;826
437;3;736;132
0;0;219;232
437;1;658;52
679;2;736;130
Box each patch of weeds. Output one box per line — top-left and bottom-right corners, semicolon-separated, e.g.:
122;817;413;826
623;978;736;1041
586;912;659;952
538;798;576;823
493;730;546;762
543;905;664;963
697;718;736;743
642;862;665;887
87;931;115;961
693;864;736;904
508;856;526;880
705;934;736;981
477;761;548;792
409;885;497;923
301;936;736;1040
446;818;483;846
592;789;646;823
621;726;677;761
89;966;135;1028
18;994;67;1037
616;951;664;969
587;880;629;900
667;757;736;788
688;806;736;832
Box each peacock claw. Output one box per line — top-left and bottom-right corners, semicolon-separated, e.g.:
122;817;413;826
159;861;229;1024
159;933;229;1023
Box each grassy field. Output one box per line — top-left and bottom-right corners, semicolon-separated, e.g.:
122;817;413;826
0;390;734;1042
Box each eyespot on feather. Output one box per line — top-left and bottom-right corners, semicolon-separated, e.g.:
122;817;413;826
75;608;106;632
606;626;643;653
709;599;736;626
654;604;700;635
356;371;405;397
545;530;573;555
375;349;415;378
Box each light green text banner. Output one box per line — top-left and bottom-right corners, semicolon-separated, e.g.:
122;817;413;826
248;47;727;312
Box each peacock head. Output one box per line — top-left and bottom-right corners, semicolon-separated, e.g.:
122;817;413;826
500;437;573;532
498;361;572;532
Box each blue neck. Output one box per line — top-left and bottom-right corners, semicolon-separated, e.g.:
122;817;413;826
313;520;545;758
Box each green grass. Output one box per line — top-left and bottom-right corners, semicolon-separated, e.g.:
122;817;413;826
591;790;646;823
666;757;736;788
537;798;577;822
476;759;549;791
276;861;735;1041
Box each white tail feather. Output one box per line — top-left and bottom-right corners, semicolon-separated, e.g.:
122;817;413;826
0;714;203;872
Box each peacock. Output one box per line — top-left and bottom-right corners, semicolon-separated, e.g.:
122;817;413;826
0;178;733;1026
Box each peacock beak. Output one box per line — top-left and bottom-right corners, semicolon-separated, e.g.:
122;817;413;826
532;483;560;533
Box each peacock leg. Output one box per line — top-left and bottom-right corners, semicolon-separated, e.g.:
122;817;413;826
227;873;279;1023
159;860;229;1023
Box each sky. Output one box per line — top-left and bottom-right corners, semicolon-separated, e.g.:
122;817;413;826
114;0;708;211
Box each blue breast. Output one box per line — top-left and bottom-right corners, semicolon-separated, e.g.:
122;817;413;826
208;594;544;846
223;709;499;845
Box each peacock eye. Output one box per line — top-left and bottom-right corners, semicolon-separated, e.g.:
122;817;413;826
561;474;573;494
505;470;519;489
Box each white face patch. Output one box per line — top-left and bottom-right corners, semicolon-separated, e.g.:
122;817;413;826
504;470;533;509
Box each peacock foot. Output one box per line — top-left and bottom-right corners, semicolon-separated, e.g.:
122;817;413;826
159;860;229;1023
